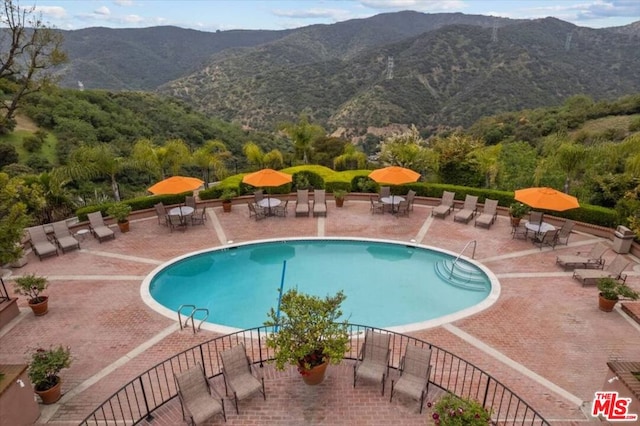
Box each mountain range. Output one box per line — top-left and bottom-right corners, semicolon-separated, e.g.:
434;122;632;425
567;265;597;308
55;11;640;134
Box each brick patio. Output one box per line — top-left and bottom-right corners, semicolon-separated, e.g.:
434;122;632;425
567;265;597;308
1;197;639;425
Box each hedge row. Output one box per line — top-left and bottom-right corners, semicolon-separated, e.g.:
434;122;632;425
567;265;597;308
75;192;190;222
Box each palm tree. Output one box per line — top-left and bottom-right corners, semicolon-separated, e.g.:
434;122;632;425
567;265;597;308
192;140;231;188
280;115;325;164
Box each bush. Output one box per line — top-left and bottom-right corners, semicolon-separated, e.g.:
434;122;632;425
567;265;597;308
75;193;190;221
28;346;72;391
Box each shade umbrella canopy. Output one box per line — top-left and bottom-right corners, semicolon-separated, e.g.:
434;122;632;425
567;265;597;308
242;168;292;188
148;176;204;195
514;187;579;211
368;166;420;185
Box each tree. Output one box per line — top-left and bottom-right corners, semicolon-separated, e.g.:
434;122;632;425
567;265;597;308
242;142;283;170
192;140;230;188
0;0;67;133
470;144;502;188
333;144;367;170
378;125;436;174
280;115;325;164
0;142;19;168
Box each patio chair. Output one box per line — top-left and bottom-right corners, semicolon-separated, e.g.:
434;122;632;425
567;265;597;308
353;329;391;395
379;186;390;198
395;200;410;217
405;190;416;211
573;255;630;286
191;206;207;225
248;202;266;221
389;344;432;413
87;211;116;243
370;195;384;215
529;211;544;227
154;202;168;226
556;242;608;270
274;199;288;217
254;190;264;203
185;196;197;210
313;189;327;217
219;343;266;414
532;229;559;250
27;225;58;260
431;191;455;218
52;220;80;253
295;189;310;217
453;194;478;224
556;220;575;245
174;363;226;425
474;199;498;228
168;214;187;232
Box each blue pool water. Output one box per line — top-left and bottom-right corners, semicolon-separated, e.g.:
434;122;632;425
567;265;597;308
147;239;492;330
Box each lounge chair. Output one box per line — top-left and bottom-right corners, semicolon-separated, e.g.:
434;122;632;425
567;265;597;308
52;220;80;253
532;229;559;250
572;255;630;286
432;191;455;218
87;211;116;243
295;189;310;217
556;220;575;245
453;194;478;224
248;202;266;220
168;214;187;232
556;242;608;270
353;329;391;395
219;343;266;414
390;344;432;413
174;363;226;425
474;199;498;228
154;202;168;226
27;225;58;260
313;189;327;217
370;195;384;214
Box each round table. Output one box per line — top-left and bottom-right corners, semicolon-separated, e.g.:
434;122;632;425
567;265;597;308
75;229;90;241
524;221;555;234
257;198;281;208
380;196;405;213
169;206;194;216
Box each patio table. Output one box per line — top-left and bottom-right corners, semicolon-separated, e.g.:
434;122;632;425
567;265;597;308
380;196;405;214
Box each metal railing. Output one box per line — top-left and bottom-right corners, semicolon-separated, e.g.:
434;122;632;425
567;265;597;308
79;324;550;425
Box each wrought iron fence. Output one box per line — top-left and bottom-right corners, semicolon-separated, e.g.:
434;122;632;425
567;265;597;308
79;324;550;425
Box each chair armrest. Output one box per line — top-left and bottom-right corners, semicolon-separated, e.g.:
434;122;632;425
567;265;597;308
250;364;264;380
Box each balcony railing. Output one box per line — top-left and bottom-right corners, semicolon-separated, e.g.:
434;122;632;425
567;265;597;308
79;324;550;425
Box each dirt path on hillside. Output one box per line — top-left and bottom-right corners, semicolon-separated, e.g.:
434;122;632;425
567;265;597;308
14;113;38;132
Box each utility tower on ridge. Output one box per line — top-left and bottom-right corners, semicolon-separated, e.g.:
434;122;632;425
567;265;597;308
491;23;498;42
565;32;573;51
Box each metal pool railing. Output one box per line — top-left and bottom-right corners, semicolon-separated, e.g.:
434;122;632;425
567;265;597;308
79;324;550;425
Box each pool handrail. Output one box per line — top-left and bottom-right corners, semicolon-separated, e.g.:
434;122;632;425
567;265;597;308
79;324;551;425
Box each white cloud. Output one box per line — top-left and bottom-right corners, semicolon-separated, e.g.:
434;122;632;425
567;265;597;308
35;6;67;19
114;0;134;6
359;0;466;11
94;6;111;16
123;14;144;24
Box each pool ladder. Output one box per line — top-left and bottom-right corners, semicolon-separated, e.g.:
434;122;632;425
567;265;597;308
178;304;209;334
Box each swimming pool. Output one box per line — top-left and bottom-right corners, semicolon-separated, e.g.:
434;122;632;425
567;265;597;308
141;238;500;333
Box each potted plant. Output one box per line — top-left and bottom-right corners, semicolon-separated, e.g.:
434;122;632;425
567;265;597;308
596;277;640;312
28;345;72;404
333;189;347;208
220;189;236;213
430;393;492;425
106;202;132;233
509;202;529;227
13;274;49;316
264;288;350;385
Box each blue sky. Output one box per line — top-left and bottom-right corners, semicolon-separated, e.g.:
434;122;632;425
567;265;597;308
31;0;640;31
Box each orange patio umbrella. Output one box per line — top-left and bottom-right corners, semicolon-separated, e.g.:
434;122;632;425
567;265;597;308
514;187;579;211
242;168;292;188
368;166;420;185
148;176;204;195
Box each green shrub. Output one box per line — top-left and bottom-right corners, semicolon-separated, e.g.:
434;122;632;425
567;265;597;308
291;170;324;190
431;393;491;425
75;193;190;221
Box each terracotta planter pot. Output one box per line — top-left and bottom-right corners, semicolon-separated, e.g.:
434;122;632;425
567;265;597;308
598;294;618;312
117;221;130;233
222;201;232;213
335;198;344;207
29;296;48;316
300;361;328;385
510;216;522;227
35;377;61;404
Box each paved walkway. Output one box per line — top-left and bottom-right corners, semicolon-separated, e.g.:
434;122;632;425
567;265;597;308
1;199;640;425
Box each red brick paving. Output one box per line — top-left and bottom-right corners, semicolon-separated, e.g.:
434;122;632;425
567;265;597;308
1;198;639;425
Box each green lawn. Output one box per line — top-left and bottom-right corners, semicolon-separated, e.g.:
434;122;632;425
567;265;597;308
0;129;58;165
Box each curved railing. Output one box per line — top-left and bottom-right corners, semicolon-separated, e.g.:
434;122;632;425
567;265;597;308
79;324;550;425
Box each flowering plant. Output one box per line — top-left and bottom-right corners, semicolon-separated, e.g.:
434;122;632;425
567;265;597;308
509;202;529;219
430;394;492;425
28;345;72;391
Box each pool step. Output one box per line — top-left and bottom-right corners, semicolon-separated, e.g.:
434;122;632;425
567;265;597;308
434;259;488;291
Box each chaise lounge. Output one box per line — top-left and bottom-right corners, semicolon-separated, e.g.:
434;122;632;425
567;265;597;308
474;199;498;228
87;211;116;242
27;225;58;260
556;242;608;270
453;194;478;224
431;191;455;219
572;254;630;286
